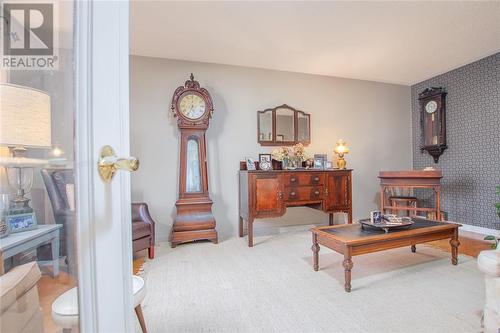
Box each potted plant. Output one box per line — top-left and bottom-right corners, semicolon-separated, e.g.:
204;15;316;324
271;147;291;169
496;185;500;219
483;186;500;249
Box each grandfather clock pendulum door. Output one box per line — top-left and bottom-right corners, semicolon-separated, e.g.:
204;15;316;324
170;74;218;247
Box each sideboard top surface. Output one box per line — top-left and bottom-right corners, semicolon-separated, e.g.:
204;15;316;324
239;169;353;174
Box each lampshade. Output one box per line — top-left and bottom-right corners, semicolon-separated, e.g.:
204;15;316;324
334;139;349;155
0;83;52;148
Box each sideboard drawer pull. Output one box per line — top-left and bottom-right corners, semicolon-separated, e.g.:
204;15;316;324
314;190;320;195
290;177;297;183
290;191;296;196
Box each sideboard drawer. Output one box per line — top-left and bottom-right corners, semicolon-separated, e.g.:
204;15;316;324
284;173;324;186
285;186;324;202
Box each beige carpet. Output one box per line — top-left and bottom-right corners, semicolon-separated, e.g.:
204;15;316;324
139;224;484;333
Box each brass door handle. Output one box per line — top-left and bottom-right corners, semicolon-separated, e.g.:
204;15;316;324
98;145;139;182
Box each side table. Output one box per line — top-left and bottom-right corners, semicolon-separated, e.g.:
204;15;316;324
0;224;62;277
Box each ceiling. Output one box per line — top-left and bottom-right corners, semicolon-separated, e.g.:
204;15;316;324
130;1;500;86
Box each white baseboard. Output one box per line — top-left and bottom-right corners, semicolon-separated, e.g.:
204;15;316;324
446;221;500;236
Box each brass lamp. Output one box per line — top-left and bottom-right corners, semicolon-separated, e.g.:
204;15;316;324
334;139;349;169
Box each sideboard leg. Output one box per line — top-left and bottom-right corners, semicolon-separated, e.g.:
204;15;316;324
311;233;320;271
248;218;254;247
411;245;416;253
239;216;244;237
328;213;333;226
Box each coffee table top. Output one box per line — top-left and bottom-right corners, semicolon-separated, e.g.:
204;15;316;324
311;218;460;245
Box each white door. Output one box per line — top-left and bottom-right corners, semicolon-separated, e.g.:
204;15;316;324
75;1;134;332
0;1;133;332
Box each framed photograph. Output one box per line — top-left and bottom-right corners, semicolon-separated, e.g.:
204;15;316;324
313;154;327;169
325;161;333;169
258;154;273;171
246;157;256;170
7;213;38;233
370;211;382;224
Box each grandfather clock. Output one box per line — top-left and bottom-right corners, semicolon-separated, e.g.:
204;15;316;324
170;74;218;247
419;87;447;163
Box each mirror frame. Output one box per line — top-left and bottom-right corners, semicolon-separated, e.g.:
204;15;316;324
257;104;311;146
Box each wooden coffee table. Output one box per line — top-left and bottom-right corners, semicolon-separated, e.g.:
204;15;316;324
310;218;461;292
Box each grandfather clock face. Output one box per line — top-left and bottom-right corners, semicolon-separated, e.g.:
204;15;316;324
179;93;206;120
419;87;447;163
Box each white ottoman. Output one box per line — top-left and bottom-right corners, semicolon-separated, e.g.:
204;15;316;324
478;250;500;333
52;275;147;333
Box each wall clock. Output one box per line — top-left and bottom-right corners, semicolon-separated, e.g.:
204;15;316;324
419;87;447;163
170;74;218;247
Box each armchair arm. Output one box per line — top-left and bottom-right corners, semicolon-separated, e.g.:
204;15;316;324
132;203;155;240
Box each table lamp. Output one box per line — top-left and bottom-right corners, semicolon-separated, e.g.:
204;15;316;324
0;83;51;215
334;139;349;169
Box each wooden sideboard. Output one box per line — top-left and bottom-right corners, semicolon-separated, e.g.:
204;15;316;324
239;169;352;247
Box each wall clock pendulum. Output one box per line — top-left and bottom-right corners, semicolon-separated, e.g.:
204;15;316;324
170;73;218;247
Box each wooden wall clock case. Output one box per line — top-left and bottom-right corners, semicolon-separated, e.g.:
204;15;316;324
170;74;218;247
419;87;447;163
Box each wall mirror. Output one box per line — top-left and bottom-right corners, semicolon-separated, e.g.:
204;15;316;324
257;104;310;146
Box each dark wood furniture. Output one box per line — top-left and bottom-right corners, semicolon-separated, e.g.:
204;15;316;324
40;169;76;275
419;87;447;163
131;203;155;259
239;168;352;247
389;196;418;216
379;170;443;220
257;104;310;146
310;218;461;292
170;74;218;247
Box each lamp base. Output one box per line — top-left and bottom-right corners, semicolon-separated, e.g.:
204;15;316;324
9;196;33;215
336;157;347;170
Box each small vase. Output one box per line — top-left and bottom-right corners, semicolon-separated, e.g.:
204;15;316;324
282;157;291;170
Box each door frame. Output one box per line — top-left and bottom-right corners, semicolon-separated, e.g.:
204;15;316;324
75;1;134;331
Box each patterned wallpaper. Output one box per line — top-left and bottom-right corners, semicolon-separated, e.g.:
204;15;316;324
411;53;500;229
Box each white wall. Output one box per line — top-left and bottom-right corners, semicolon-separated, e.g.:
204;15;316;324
130;56;412;242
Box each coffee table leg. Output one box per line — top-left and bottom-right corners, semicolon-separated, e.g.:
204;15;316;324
51;233;60;278
411;245;416;253
343;250;353;292
450;229;460;265
311;233;320;271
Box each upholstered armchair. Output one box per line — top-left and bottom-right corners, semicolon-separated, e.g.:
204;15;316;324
40;168;76;276
132;203;155;259
0;261;43;333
